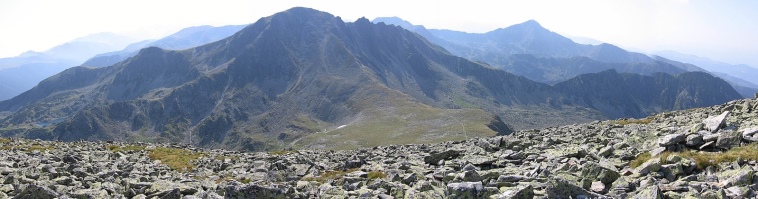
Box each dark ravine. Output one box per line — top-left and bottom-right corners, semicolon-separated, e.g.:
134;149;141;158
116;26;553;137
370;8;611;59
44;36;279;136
0;90;756;198
0;7;743;152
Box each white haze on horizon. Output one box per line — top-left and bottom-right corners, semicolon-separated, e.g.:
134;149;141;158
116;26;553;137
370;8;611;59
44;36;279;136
0;0;756;68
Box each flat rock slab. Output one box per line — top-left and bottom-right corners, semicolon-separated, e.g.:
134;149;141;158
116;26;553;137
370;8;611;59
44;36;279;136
703;111;730;133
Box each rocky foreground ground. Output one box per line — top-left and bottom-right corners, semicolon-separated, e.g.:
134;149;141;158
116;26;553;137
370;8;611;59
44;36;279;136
1;96;758;198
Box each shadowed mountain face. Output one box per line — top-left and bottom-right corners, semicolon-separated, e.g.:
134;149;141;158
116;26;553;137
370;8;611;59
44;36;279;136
0;8;742;151
554;70;743;118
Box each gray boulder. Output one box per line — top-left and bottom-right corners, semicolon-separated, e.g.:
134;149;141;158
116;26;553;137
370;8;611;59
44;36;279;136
447;182;483;198
684;134;704;147
494;184;534;199
703;111;730;133
14;184;59;199
716;130;742;149
581;162;620;185
633;186;663;199
657;133;685;146
741;127;758;142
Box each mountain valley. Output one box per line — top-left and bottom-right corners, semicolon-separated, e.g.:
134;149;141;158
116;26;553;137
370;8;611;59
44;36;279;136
0;8;745;152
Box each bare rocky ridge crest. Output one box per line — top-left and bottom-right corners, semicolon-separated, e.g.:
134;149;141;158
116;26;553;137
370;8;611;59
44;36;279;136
1;95;757;198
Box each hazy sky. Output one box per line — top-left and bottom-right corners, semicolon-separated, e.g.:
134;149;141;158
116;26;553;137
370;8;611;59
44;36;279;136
1;0;757;67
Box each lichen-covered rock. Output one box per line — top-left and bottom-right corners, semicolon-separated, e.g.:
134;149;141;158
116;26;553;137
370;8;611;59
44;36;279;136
581;162;620;185
716;130;742;149
14;184;59;199
447;181;483;198
633;185;663;199
634;158;661;175
494;184;533;199
658;133;685;146
225;184;291;199
718;166;754;187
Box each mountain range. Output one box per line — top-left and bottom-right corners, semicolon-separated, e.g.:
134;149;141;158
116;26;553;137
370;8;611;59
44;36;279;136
0;26;246;101
0;33;138;100
82;25;246;67
0;8;744;151
373;17;758;98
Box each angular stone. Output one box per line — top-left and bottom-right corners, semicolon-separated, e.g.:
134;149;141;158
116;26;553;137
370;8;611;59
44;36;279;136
649;147;666;157
690;123;704;133
660;164;684;182
14;184;59;199
225;184;290;199
545;177;601;198
742;127;758;142
634;185;663;199
703;111;730;133
725;186;750;197
402;173;418;185
70;188;110;199
590;181;605;193
581;162;620;185
701;131;720;142
424;150;460;165
597;145;614;158
634;158;661;175
699;141;715;150
716;130;742;149
496;184;534;199
496;175;527;183
684;134;704;147
460;170;482;182
447;182;483;198
658;133;685;146
719;167;754;187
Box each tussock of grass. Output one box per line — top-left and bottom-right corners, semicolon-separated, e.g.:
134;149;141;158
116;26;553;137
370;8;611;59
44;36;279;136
0;138;10;143
617;118;652;125
147;147;204;172
630;144;758;169
629;152;651;168
367;171;387;179
304;168;361;183
108;145;147;152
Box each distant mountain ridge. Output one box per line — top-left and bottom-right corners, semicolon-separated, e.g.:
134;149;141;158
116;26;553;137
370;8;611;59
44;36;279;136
374;17;757;97
82;25;247;67
0;8;742;151
0;33;138;100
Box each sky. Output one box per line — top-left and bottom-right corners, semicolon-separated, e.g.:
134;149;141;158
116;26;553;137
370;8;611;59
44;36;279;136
1;0;757;67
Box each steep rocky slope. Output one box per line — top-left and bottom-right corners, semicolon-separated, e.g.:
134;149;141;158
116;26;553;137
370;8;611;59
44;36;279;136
555;70;743;118
1;93;756;198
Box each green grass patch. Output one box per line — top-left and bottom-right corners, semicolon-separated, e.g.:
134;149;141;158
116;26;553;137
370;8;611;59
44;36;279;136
617;118;652;125
107;145;147;152
367;171;387;179
630;144;758;169
303;168;361;183
629;152;651;169
147;147;204;172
